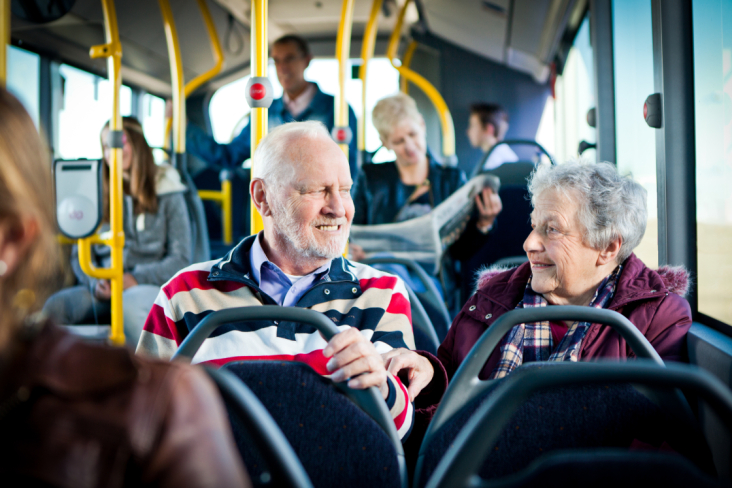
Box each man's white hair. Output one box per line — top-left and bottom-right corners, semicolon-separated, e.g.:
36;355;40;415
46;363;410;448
251;120;332;187
527;158;648;263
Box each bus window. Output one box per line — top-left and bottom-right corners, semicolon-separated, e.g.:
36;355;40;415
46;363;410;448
7;45;40;127
553;15;596;164
208;57;398;161
612;0;657;268
57;64;132;160
140;92;166;151
692;0;732;325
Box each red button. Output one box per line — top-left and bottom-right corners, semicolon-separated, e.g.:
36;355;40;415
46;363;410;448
250;83;266;100
643;102;648;119
336;129;346;141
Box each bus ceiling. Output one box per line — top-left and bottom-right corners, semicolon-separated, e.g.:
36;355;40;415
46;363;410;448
9;0;585;96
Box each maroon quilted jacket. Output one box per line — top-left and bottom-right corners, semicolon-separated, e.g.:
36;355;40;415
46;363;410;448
438;253;692;382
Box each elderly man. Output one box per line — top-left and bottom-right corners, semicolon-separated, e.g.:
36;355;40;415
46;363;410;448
137;121;415;439
186;35;359;177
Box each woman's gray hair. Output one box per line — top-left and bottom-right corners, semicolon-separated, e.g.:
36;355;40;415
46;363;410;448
527;159;648;263
372;93;422;142
251;120;331;187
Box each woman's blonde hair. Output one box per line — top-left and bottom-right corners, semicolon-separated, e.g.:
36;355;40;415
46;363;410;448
371;93;422;142
100;117;158;220
0;87;62;340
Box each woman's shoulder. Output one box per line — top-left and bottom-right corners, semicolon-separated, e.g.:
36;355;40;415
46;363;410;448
155;163;187;195
360;161;399;178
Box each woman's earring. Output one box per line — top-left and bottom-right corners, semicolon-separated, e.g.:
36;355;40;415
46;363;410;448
0;260;7;276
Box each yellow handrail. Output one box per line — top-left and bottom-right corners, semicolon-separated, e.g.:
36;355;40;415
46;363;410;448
250;0;268;235
387;0;455;158
86;0;125;344
400;40;417;94
159;0;185;155
198;177;232;243
335;0;355;158
0;0;9;86
163;0;224;150
358;0;383;152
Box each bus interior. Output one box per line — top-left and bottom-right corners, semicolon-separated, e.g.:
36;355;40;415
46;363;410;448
5;0;732;486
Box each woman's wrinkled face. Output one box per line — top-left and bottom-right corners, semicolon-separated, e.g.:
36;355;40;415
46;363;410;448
523;189;604;306
101;128;133;173
383;117;427;168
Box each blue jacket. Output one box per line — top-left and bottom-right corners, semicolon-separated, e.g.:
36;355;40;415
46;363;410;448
187;82;359;177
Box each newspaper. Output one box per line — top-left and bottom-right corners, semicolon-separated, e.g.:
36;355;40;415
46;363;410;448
349;174;500;275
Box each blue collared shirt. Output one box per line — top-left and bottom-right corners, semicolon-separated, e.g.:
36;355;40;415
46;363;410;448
249;233;330;307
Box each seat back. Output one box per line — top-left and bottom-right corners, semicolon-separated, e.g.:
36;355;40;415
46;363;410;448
224;361;403;488
179;160;211;263
417;365;713;487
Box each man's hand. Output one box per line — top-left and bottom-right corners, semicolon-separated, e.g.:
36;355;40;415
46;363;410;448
382;348;434;399
348;243;366;262
94;280;112;301
324;327;389;399
475;187;502;233
164;99;173;120
123;273;138;290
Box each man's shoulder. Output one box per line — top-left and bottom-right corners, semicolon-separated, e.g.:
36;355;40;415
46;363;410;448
159;259;220;299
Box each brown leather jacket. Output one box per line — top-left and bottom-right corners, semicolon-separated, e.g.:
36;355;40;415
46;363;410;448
0;323;250;488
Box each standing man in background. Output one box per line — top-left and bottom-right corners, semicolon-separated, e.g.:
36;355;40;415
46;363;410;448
466;102;518;172
185;35;359;177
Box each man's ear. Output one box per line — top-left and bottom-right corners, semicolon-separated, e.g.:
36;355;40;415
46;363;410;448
0;218;39;277
304;54;313;69
250;179;273;217
484;122;496;138
597;235;622;266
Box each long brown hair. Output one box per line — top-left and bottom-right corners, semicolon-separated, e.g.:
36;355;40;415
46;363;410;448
0;87;62;344
100;117;158;220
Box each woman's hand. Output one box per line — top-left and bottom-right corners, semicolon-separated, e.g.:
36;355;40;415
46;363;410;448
94;280;112;301
382;348;434;399
123;273;138;290
476;187;502;233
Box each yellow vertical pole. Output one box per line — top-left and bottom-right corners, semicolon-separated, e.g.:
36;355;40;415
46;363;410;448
0;0;9;86
87;0;125;344
400;40;418;94
158;0;185;155
358;0;383;153
335;0;355;157
250;0;268;235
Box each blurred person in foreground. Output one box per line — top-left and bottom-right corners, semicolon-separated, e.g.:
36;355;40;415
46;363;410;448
0;87;249;487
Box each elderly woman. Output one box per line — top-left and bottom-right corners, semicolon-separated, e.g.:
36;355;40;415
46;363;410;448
351;94;502;312
387;160;692;399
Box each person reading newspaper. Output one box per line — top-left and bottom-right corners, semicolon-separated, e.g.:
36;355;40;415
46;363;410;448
350;94;502;312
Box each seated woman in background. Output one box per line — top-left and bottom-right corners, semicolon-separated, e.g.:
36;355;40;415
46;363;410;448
351;93;502;312
44;116;192;345
0;87;249;487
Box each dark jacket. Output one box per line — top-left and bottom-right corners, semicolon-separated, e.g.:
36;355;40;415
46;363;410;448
438;253;693;382
187;82;359;177
0;323;249;488
352;158;489;259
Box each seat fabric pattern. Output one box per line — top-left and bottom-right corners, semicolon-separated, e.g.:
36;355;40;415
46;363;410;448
223;361;401;488
418;364;714;487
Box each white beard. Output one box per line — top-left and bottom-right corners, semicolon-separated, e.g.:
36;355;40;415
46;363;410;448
269;195;349;262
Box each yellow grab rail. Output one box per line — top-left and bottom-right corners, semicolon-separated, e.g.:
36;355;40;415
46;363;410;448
85;0;125;344
198;177;232;244
358;0;383;152
163;0;224;150
250;0;268;235
0;0;9;86
387;0;455;159
400;40;417;94
159;0;186;155
335;0;355;157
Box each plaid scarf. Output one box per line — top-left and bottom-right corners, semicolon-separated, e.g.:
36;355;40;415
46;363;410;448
489;266;622;380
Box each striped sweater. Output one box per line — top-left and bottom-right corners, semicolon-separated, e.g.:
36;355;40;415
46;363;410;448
137;235;415;439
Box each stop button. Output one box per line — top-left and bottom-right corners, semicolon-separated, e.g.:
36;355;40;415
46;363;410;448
245;77;273;108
